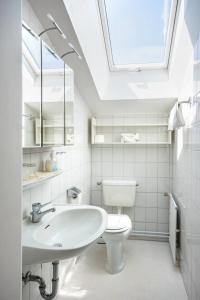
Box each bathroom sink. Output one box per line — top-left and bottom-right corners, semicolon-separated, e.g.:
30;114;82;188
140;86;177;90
23;205;107;265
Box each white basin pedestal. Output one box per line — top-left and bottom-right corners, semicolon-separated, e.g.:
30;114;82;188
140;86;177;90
23;204;107;265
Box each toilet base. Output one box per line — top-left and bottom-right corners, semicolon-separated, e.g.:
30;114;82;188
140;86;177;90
103;233;129;274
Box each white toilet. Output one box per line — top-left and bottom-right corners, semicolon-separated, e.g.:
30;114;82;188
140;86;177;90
102;179;136;274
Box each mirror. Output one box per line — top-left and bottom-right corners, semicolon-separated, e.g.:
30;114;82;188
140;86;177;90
41;41;65;146
64;65;74;145
22;25;41;147
22;23;74;148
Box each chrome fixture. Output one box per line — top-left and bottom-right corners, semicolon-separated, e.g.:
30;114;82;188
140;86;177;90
67;187;81;199
38;13;66;39
178;97;192;107
22;23;38;38
56;151;66;155
22;113;34;120
22;261;59;300
61;43;82;59
31;202;56;223
97;181;139;187
23;163;36;167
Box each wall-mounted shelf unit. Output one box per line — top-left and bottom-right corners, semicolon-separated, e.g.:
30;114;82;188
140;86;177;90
91;116;171;145
23;170;63;190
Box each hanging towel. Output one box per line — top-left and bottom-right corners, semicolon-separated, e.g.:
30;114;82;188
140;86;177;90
168;103;185;130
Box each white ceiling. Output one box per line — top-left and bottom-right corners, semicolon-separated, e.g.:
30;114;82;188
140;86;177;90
27;0;193;114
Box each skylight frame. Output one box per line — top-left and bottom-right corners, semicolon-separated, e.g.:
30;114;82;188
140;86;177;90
98;0;178;71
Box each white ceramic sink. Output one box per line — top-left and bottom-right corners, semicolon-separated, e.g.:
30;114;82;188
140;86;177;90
23;205;107;265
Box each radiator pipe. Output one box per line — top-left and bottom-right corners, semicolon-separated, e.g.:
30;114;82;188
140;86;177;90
22;261;59;300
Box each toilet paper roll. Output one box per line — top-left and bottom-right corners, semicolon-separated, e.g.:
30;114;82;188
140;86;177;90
95;135;104;144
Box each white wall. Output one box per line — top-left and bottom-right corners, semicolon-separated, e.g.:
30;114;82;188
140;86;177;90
0;0;22;299
91;114;171;236
172;0;200;298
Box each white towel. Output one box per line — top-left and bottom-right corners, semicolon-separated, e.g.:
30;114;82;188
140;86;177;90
121;133;140;143
168;103;185;130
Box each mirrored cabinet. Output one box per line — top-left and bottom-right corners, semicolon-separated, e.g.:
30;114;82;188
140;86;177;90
41;42;65;146
22;24;74;148
22;25;42;147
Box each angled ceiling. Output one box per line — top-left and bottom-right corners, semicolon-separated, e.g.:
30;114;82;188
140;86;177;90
26;0;192;114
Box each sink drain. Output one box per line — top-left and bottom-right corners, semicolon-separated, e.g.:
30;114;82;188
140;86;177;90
53;243;63;248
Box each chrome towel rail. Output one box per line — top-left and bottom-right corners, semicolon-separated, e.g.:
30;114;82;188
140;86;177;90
97;181;139;186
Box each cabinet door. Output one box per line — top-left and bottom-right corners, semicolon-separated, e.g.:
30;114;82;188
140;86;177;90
41;41;65;146
22;25;41;148
64;64;74;145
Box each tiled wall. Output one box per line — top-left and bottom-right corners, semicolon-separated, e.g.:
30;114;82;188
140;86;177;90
91;114;171;236
172;31;200;299
22;87;91;300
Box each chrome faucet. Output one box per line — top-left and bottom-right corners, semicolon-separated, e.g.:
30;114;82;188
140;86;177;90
31;201;56;223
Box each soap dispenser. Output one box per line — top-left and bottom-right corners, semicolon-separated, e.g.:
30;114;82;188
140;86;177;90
45;151;57;172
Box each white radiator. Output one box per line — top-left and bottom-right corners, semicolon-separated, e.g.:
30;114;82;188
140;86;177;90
169;193;179;265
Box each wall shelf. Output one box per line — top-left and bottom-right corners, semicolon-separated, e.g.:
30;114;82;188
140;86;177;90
23;170;63;190
95;123;168;127
91;117;171;145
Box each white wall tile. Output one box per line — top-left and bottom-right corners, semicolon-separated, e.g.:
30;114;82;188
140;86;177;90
102;147;112;162
157;194;169;208
146;193;157;207
91;190;102;206
146;147;158;162
146;178;158;193
135;207;146;222
146;222;157;232
113;162;124;177
146;208;157;223
135;222;146;231
124;147;135;162
92;147;101;162
146;163;158;178
102;162;113;177
123;162;134;177
92;162;102;177
158;147;169;163
157;178;170;193
158;208;169;224
135;193;146;207
113;146;123;162
158;163;170;178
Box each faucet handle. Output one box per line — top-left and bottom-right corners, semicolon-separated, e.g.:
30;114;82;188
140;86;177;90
32;201;52;212
40;201;52;209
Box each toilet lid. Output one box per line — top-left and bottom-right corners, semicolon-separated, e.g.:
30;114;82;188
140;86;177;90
106;214;131;231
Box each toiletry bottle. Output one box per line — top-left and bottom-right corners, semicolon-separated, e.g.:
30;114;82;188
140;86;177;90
45;152;54;172
52;152;58;172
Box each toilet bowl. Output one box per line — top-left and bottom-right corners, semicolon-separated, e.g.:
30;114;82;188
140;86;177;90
103;214;132;274
102;179;136;274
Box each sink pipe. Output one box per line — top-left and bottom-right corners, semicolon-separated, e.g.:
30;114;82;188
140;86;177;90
22;261;59;300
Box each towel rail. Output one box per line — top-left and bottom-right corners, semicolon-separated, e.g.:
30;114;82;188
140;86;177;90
97;181;139;186
178;97;192;107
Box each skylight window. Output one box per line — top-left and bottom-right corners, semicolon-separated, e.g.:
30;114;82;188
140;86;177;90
22;25;63;73
98;0;177;71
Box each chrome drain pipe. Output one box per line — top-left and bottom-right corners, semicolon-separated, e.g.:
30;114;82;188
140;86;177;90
22;261;59;300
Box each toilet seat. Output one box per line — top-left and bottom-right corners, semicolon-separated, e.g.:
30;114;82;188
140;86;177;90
105;214;132;233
